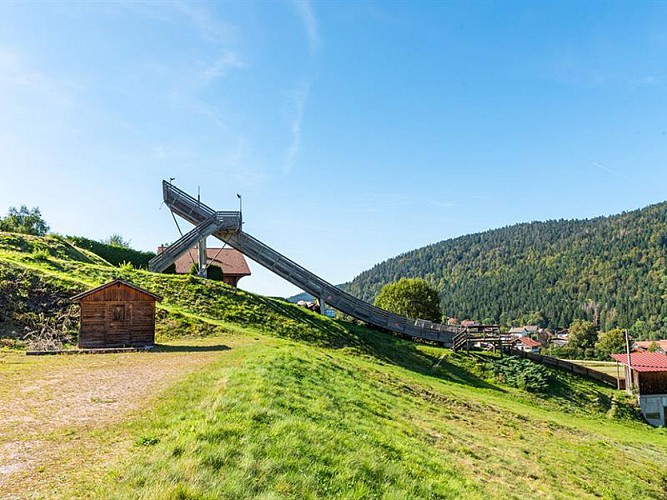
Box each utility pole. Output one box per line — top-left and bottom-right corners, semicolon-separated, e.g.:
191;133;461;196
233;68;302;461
624;329;633;395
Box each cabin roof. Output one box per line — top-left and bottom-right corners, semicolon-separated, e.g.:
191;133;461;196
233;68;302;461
70;279;163;302
611;352;667;372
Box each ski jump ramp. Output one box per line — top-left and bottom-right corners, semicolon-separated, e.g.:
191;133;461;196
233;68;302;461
149;181;462;347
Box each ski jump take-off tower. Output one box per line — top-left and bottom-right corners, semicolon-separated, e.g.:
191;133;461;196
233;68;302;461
149;181;464;347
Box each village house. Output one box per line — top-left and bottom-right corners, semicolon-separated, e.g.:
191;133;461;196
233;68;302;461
157;245;251;287
549;329;569;347
611;352;667;427
512;336;541;353
508;325;539;339
633;340;667;353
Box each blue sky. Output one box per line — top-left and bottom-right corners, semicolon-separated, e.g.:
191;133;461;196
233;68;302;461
1;1;667;297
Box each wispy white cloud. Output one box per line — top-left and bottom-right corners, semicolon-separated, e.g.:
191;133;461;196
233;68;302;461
291;0;320;54
591;161;624;178
283;83;310;174
171;0;238;45
200;51;244;85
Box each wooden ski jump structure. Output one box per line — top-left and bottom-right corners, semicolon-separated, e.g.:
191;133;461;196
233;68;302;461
149;181;465;348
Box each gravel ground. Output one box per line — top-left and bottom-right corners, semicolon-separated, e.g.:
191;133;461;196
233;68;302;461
0;344;231;497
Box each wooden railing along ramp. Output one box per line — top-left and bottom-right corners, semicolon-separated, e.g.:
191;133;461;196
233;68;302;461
510;348;625;390
149;181;464;347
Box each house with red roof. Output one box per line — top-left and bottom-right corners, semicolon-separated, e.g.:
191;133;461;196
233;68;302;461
611;352;667;427
633;340;667;353
512;336;541;353
157;245;251;287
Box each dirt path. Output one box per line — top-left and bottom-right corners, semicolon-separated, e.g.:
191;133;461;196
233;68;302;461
0;341;236;497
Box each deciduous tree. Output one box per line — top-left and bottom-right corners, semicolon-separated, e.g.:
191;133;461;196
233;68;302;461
568;319;599;358
374;278;441;322
0;206;49;236
104;233;131;248
595;328;625;360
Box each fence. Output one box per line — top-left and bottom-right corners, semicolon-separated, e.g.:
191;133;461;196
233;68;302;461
511;348;625;390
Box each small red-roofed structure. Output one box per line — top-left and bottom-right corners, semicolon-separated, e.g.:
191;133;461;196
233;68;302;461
157;245;251;287
633;340;667;353
611;352;667;426
513;336;541;353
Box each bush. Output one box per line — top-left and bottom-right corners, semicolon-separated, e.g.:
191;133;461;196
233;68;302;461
31;249;51;262
206;265;224;282
119;261;135;272
492;357;551;393
67;236;155;269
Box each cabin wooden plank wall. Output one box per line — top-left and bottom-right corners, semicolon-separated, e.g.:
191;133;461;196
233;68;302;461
74;281;159;348
637;371;667;395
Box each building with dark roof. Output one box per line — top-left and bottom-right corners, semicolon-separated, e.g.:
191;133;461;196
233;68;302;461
157;246;251;287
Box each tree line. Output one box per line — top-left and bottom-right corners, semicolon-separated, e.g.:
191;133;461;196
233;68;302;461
345;201;667;340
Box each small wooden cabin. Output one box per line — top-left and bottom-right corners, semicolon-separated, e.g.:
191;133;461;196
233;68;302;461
71;279;162;348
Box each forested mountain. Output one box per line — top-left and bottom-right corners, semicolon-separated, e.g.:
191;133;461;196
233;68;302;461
344;202;667;337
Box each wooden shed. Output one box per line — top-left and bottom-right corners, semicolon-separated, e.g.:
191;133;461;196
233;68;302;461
71;279;162;348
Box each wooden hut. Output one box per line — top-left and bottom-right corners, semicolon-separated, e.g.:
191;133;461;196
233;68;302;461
71;279;162;348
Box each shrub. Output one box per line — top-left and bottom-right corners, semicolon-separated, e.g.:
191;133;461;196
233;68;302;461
31;249;51;262
66;236;155;269
206;265;224;282
119;261;135;272
492;357;551;393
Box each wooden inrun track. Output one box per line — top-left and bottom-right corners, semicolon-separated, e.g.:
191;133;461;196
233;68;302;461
149;181;464;347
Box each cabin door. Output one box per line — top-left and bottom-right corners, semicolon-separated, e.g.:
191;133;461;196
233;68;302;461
107;303;131;346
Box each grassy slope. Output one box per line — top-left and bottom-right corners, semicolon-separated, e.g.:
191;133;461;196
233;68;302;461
2;232;667;498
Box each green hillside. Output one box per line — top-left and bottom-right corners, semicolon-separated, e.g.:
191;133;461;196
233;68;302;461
345;201;667;336
1;231;667;498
